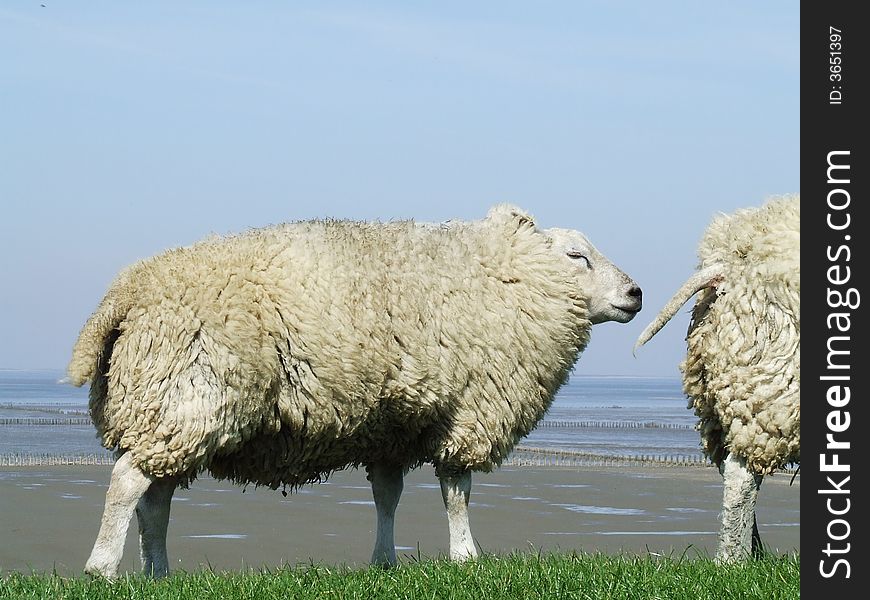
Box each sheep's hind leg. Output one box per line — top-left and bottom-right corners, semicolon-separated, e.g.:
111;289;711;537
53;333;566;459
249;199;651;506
751;514;764;558
715;453;763;563
136;476;177;577
438;470;478;561
367;462;404;566
85;453;155;578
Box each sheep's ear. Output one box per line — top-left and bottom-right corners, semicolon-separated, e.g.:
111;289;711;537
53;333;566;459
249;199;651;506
486;204;537;232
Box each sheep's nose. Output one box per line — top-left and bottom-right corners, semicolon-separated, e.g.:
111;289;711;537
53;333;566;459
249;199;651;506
628;286;642;299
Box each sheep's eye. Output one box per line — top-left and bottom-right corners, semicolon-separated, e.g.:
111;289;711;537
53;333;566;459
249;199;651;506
567;251;591;268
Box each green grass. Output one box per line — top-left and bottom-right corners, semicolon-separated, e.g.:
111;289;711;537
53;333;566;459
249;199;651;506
0;552;799;600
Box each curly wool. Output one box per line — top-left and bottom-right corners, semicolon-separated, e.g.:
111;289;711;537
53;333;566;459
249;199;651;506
69;206;590;487
681;195;800;475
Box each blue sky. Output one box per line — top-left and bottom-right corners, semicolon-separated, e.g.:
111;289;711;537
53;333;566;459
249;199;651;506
0;1;798;377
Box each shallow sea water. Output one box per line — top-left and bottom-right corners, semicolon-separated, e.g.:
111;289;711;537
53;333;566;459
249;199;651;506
0;369;701;461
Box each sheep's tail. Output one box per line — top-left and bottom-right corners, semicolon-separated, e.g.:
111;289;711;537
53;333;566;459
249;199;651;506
633;264;724;353
66;269;139;387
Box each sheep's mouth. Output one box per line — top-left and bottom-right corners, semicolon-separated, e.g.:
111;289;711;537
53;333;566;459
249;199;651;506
610;303;641;322
612;303;641;315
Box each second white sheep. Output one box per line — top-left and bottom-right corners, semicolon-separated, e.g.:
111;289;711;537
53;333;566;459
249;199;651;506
635;195;799;562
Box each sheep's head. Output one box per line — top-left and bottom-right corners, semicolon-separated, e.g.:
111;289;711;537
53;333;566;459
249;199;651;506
547;227;642;324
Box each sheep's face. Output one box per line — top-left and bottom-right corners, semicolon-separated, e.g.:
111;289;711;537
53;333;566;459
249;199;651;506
547;228;642;324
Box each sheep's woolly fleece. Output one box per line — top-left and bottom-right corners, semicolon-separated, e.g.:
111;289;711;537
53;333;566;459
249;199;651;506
68;206;591;488
682;195;800;474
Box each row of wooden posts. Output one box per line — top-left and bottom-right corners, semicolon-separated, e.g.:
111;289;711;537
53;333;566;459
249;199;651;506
1;417;693;430
0;448;709;468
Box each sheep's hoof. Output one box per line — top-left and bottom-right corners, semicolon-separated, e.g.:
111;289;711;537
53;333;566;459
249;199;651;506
84;558;118;580
449;548;479;562
370;552;398;569
714;550;749;565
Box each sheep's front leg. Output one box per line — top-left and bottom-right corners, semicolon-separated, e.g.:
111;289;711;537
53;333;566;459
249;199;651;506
439;470;478;561
136;476;177;578
367;462;404;566
716;453;763;563
85;453;155;578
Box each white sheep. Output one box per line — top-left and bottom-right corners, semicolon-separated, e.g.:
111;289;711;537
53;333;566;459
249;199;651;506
634;195;799;562
68;204;642;578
